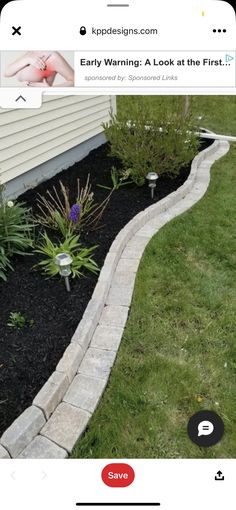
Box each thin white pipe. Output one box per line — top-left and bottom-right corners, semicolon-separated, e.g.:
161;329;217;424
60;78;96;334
197;132;236;142
126;120;236;142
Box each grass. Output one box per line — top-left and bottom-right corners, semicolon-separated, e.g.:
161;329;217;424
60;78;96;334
71;96;236;459
117;95;236;134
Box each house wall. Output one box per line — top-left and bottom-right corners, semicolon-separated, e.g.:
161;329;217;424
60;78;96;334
0;95;116;198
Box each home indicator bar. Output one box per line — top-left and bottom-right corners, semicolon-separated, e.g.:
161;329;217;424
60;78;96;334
76;504;161;508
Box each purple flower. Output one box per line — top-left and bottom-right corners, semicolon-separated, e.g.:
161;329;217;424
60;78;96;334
69;204;81;224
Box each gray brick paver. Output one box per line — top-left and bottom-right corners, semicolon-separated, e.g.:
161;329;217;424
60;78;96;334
33;371;69;420
0;445;11;458
99;305;129;328
91;325;124;351
63;374;107;413
1;406;45;458
18;435;67;459
78;347;117;379
40;402;91;453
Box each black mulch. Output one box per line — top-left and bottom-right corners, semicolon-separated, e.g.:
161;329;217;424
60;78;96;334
0;140;211;435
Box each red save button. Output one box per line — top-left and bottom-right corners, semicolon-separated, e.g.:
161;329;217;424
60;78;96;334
101;463;135;487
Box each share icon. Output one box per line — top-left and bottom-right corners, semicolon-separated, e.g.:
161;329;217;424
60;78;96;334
225;54;234;63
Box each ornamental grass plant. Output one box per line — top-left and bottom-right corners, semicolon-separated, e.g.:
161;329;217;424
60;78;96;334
36;175;111;234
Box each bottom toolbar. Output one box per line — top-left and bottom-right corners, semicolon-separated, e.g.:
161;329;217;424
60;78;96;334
0;459;234;510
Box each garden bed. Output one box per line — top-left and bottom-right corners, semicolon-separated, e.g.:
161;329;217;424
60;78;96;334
0;139;211;436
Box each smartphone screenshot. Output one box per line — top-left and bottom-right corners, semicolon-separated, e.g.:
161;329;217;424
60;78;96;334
0;1;235;508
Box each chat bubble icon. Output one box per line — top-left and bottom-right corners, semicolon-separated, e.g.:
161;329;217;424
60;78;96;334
198;420;214;436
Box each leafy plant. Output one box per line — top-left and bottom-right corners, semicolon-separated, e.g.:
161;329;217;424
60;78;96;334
53;210;71;238
97;166;133;191
103;101;200;186
0;246;13;282
36;175;111;234
7;311;34;329
7;312;26;329
0;186;35;280
34;231;99;278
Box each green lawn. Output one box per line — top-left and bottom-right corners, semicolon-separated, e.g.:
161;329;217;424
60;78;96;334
117;95;236;134
71;96;236;459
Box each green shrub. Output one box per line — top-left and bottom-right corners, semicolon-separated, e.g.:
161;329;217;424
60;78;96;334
34;231;99;279
103;101;200;186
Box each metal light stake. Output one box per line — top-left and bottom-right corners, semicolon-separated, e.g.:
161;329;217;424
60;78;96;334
54;253;73;292
146;172;159;199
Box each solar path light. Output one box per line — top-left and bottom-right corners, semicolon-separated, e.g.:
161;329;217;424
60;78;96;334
146;172;159;199
54;253;73;292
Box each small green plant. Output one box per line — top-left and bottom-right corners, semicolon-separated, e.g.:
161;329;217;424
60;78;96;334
7;312;26;329
97;166;133;191
7;312;34;329
103;101;200;186
34;231;99;278
36;175;111;234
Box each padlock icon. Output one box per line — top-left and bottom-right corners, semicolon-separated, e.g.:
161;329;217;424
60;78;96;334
80;26;86;36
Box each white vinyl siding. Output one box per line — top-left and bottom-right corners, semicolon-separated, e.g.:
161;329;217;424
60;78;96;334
0;95;114;184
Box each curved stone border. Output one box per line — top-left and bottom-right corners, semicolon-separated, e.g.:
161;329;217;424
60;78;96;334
0;139;230;459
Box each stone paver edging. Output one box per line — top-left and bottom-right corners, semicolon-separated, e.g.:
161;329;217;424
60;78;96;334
0;139;230;459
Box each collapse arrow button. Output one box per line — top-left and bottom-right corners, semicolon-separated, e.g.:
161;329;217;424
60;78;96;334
15;95;26;102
